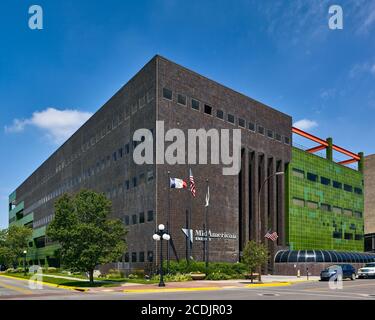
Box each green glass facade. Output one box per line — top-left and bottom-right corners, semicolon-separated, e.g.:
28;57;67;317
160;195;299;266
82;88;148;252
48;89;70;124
286;147;364;251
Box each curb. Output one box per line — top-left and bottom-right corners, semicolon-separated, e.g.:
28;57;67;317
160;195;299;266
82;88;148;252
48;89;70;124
245;282;292;288
123;287;221;294
0;274;89;292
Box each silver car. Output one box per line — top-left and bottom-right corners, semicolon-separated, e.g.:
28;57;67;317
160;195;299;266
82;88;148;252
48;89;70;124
358;262;375;279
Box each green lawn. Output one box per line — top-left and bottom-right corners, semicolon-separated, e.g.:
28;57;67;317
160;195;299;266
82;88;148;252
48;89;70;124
1;273;158;287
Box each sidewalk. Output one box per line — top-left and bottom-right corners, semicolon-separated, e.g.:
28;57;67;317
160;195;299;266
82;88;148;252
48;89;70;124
89;275;320;293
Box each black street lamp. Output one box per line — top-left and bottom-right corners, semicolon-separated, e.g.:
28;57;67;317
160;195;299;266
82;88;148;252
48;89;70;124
23;250;27;275
153;224;170;287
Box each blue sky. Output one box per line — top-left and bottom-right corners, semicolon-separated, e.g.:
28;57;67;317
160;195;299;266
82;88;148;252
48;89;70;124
1;0;375;228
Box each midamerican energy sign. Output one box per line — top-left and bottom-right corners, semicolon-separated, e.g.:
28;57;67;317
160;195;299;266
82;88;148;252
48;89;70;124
182;228;237;243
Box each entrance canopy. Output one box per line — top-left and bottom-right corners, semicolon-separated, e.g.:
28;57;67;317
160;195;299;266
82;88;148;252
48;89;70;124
275;250;375;264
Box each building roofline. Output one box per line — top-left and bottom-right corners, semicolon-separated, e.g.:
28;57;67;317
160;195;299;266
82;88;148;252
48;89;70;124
154;54;292;120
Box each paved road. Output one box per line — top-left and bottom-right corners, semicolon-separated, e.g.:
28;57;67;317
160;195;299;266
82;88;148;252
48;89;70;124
1;276;375;300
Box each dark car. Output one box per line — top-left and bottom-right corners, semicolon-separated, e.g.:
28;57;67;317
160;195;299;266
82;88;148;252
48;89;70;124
320;264;356;281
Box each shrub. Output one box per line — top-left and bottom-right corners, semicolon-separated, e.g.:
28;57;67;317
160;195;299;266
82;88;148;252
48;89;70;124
163;261;246;278
43;267;58;274
106;269;124;279
152;273;192;282
205;272;232;280
5;268;15;273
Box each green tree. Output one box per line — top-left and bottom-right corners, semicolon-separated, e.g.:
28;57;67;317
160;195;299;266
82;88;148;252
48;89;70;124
0;225;32;268
47;190;127;284
242;240;269;283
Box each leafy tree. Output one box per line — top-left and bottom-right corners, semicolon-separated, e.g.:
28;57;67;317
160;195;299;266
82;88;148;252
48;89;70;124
242;240;269;283
47;190;127;284
0;225;32;268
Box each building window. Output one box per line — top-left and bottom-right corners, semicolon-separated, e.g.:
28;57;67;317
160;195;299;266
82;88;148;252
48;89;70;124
177;94;186;105
238;118;245;128
284;136;290;145
227;114;235;124
292;198;304;207
355;234;363;241
131;252;137;262
147;210;154;222
333;231;342;239
354;187;363;195
147;251;154;262
163;88;172;100
248;122;255;132
139;212;145;223
132;214;137;225
113;152;117;161
307;172;318;182
147;171;154;182
344;184;353;192
216;109;224;119
124;215;129;226
343;209;353;216
118;148;123;158
125;143;130;154
191;99;200;111
139;252;145;263
147;89;155;103
354;211;362;218
275;133;282;142
124;252;129;262
267;129;274;139
321;203;331;212
344;233;353;240
139;96;146;108
204;104;212;115
133;177;137;188
333;207;342;214
257;125;265;135
307;201;318;209
333;181;342;189
292;168;304;179
321;177;331;186
125;180;130;190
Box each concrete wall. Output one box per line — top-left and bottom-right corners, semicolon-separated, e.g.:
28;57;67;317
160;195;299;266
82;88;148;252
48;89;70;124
155;56;291;265
365;155;375;234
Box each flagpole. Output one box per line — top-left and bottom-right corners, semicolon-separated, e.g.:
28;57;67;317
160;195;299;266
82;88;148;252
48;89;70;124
185;209;189;265
188;168;193;262
205;179;209;270
167;170;171;274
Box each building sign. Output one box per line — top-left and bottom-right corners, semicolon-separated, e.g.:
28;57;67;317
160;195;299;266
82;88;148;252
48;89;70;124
182;228;237;243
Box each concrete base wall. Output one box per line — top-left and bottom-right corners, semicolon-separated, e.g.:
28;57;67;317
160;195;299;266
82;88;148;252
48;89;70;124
274;263;366;276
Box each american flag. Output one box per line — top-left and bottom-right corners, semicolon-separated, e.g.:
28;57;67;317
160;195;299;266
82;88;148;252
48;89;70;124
189;168;196;197
265;230;278;242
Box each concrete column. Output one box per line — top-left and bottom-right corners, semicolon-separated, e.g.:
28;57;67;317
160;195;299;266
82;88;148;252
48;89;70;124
358;152;364;173
277;160;286;246
250;151;259;242
260;154;268;243
240;148;250;249
269;157;277;273
326;137;333;161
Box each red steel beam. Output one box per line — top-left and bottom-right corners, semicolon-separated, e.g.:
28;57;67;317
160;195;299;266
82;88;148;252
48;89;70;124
306;145;327;153
338;158;359;165
292;127;328;146
332;145;361;161
292;127;361;161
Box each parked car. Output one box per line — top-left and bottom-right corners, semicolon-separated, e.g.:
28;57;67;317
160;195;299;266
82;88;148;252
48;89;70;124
320;264;356;281
357;263;375;279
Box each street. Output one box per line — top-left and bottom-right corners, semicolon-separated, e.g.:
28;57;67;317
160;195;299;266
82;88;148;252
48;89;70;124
0;276;375;300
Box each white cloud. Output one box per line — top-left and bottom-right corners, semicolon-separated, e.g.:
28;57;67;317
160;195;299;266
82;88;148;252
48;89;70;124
293;119;318;131
5;108;93;144
349;62;375;78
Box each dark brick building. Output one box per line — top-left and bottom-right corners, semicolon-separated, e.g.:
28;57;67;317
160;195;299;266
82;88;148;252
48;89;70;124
8;55;292;271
